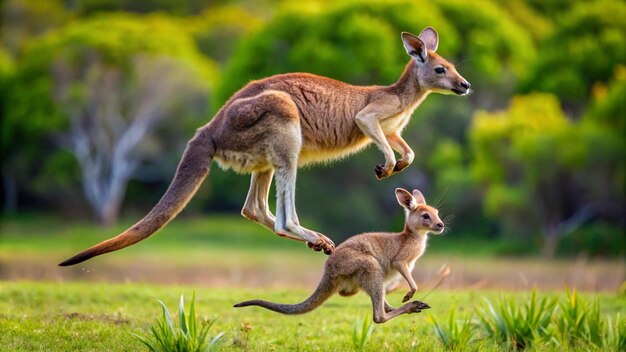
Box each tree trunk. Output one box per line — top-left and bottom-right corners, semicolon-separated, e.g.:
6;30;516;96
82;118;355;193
541;227;560;259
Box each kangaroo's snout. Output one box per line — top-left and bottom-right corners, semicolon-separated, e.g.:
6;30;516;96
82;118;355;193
452;80;472;96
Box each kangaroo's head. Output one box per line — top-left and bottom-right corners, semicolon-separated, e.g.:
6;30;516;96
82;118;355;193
401;27;471;96
395;188;444;236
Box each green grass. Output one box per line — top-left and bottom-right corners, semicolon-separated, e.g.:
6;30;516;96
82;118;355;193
1;281;624;351
0;213;530;258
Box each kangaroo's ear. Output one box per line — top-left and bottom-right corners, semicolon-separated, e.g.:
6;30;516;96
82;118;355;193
412;189;426;205
396;188;417;210
401;32;428;63
418;27;438;52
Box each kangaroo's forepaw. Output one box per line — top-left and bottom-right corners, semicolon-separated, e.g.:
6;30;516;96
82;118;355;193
402;289;416;303
375;164;394;180
306;234;335;255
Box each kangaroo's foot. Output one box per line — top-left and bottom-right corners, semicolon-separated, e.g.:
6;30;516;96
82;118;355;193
393;159;411;173
407;300;430;313
242;207;276;230
306;232;335;255
276;223;335;255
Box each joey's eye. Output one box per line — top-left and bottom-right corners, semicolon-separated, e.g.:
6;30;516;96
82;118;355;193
434;67;445;74
421;214;430;220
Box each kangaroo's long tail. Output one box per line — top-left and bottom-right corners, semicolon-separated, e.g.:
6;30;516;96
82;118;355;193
233;274;336;314
59;128;215;266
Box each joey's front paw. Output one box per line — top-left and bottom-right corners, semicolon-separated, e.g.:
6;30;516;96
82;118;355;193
402;289;416;303
374;164;394;179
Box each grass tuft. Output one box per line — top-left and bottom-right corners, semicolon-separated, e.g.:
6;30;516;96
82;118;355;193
429;307;476;351
133;292;224;352
352;314;375;350
476;289;557;350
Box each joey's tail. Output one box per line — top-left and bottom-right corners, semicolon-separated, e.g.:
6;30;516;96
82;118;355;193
234;274;336;314
59;129;215;266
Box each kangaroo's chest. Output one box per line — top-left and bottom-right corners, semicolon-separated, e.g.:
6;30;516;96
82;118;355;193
380;100;422;134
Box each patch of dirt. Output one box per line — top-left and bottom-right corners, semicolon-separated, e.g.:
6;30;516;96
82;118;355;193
1;252;624;292
62;312;129;325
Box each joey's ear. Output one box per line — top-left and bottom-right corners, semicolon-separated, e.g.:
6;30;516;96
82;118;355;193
412;190;426;205
396;188;417;210
418;27;438;52
401;32;428;63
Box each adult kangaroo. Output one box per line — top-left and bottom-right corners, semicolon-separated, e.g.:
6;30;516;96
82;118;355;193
59;27;471;266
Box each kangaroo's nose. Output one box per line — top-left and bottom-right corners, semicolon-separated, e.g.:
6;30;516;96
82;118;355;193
435;222;444;230
460;81;471;90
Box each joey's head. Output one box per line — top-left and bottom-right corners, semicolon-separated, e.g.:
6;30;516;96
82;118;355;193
395;188;444;236
401;27;471;96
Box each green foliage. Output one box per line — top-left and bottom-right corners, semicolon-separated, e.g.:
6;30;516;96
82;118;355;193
469;90;624;253
553;288;603;348
521;0;626;108
470;94;572;235
188;6;264;64
585;66;626;131
476;289;557;349
429;307;476;351
133;293;224;352
558;223;626;257
605;314;626;351
74;0;212;16
352;314;375;350
428;288;625;351
431;0;535;82
1;0;69;54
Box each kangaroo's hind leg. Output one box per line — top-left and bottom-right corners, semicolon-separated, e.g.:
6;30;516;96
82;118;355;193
240;90;334;254
272;145;335;254
242;169;276;230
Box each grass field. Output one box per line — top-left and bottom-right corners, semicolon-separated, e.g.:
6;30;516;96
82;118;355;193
1;215;625;351
1;281;624;351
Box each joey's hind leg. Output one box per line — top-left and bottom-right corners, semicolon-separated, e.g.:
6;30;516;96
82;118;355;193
360;272;429;324
242;170;275;230
384;300;396;313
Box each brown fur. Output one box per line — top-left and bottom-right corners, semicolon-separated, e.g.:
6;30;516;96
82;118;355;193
59;27;468;266
234;188;444;324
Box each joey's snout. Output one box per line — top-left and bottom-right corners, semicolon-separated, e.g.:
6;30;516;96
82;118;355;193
433;222;445;234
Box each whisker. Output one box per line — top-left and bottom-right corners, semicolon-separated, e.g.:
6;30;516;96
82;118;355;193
454;58;473;67
433;184;451;209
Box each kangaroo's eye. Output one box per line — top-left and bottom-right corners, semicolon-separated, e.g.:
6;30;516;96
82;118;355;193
421;214;431;220
435;67;445;74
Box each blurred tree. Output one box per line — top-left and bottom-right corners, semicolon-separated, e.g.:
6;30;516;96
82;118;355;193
470;92;624;257
188;5;263;65
0;45;16;212
73;0;213;16
2;14;216;224
520;0;626;114
0;0;69;55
